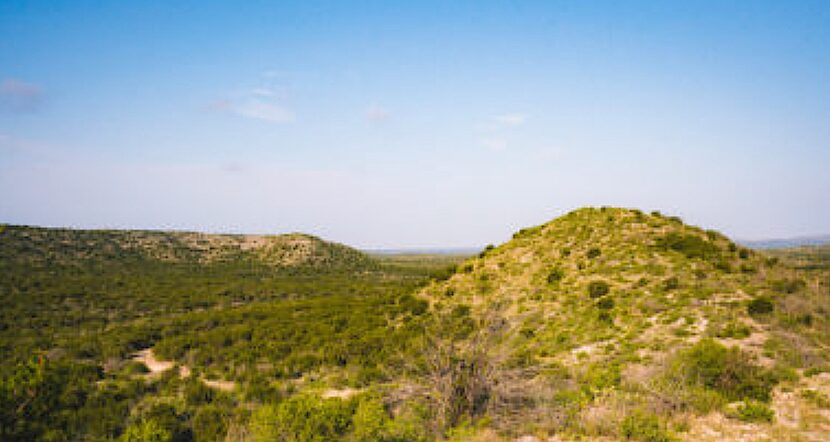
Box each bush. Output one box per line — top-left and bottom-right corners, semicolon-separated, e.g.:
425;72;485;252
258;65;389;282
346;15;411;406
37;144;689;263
674;339;778;402
715;321;751;339
184;379;215;406
656;233;720;260
547;268;564;284
620;410;674;442
250;395;355;442
771;278;806;294
120;420;172;442
588;281;610;299
596;297;615;310
662;277;679;291
351;395;389;442
747;297;774;316
586;248;601;259
729;400;774;423
192;405;227;442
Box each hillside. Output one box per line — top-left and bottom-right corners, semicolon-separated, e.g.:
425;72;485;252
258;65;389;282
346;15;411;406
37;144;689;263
0;224;376;271
414;208;830;441
2;211;829;442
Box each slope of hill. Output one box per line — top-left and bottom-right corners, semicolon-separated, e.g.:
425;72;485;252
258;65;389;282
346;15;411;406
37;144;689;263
0;224;376;271
414;208;830;441
2;212;829;442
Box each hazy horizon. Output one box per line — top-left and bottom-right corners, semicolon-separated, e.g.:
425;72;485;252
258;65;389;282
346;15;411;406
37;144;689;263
2;1;829;249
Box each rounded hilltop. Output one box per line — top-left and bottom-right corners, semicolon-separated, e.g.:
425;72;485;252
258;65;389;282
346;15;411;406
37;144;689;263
0;225;377;271
417;206;830;441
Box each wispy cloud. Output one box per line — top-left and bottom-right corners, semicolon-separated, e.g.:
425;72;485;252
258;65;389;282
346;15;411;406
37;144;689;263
210;84;295;124
493;113;527;126
232;100;295;123
0;79;43;113
366;103;390;122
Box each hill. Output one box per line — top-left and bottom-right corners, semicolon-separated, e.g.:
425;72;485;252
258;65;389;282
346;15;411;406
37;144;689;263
1;211;829;442
414;207;830;441
0;224;377;271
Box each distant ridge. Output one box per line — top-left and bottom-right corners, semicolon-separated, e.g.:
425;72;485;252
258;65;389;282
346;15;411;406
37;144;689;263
739;234;830;249
0;224;377;271
366;247;479;256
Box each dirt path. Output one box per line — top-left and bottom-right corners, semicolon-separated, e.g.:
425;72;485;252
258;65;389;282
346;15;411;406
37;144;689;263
132;348;235;390
132;349;174;374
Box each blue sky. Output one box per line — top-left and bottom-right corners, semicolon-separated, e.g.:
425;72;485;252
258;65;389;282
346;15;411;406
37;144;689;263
1;1;828;248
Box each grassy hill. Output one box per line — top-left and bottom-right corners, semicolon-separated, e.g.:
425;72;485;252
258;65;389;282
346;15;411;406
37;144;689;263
1;211;829;442
411;207;830;441
0;224;376;270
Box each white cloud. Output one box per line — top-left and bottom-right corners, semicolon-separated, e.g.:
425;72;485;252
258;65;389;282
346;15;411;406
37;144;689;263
366;104;390;122
493;113;527;126
232;100;295;123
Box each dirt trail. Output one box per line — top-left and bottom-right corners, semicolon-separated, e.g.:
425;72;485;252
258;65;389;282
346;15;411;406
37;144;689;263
132;349;174;374
132;348;234;390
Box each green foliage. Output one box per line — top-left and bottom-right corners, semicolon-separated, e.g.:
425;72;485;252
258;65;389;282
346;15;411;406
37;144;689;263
192;405;228;442
662;277;679;291
747;297;775;316
620;410;675;442
184;379;215;406
715;321;751;339
351;395;390;442
656;232;720;260
801;389;830;408
728;400;774;423
770;278;806;294
547;267;564;284
586;247;602;259
250;395;355;442
479;244;495;258
120;420;172;442
673;339;778;402
588;281;610;298
596;297;615;310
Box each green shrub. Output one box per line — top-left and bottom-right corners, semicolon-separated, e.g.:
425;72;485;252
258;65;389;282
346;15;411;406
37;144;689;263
770;278;806;294
250;395;355;442
184;379;215;406
587;248;602;259
747;297;774;316
192;405;228;442
656;233;720;260
596;297;615;310
662;277;679;291
729;400;774;423
715;322;751;339
547;268;564;284
801;389;830;409
120;420;172;442
674;339;778;402
588;281;610;298
351;395;389;442
620;410;674;442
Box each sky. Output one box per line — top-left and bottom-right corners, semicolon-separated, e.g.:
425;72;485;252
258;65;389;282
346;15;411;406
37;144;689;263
1;1;828;248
